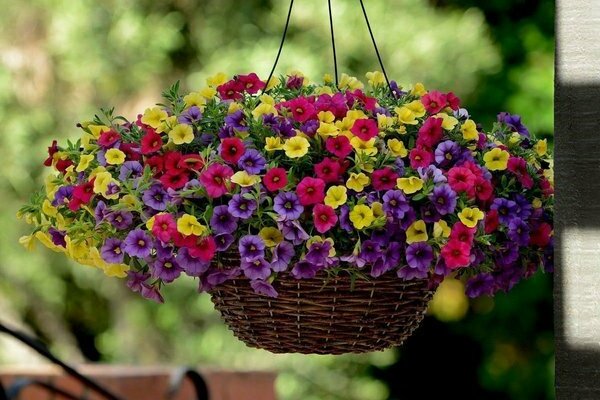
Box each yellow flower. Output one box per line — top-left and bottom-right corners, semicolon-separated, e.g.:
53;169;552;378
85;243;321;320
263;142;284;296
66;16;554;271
405;101;426;118
80;133;95;150
42;199;58;218
76;154;95;172
315;86;333;95
371;201;384;218
183;92;207;108
350;137;378;156
483;148;510;171
347;110;367;120
324;186;348;209
93;171;113;194
141;107;168;129
435;113;459;130
458;207;485;228
252;103;278;119
318;111;335;123
338;73;364;90
283;136;310;158
377;114;395;130
397;176;424;194
395;106;418;125
88;124;110;138
146;215;157;230
45;174;59;199
406;220;428;244
120;194;139;209
169;124;194;145
156;115;177;134
228;102;243;114
317;122;340;138
265;76;280;90
387;138;408;157
306;236;337;257
460;119;479;141
65;236;90;260
534;139;548;156
199;87;217;99
349;204;374;230
509;132;521;145
323;73;334;84
433;220;451;238
231;170;261;187
336;117;355;137
264;136;284;151
35;231;65;253
177;214;207;236
19;235;36;251
346;173;370;192
532;198;543;208
411;82;427;96
206;72;228;87
366;71;385;87
105;148;126;165
259;227;283;247
99;261;129;278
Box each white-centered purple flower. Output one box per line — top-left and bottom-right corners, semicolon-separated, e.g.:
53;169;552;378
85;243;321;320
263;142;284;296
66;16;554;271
228;194;257;220
429;184;457;215
142;184;171;211
210;205;238;234
271;241;295;272
123;228;153;258
237;149;266;174
241;257;271;280
238;235;265;261
418;165;447;184
100;238;125;264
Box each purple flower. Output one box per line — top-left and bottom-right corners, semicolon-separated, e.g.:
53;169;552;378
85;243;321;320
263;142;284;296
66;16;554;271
105;182;120;197
237;149;266;174
494;243;520;267
271;241;295;272
214;233;235;251
370;230;390;247
491;198;519;225
370;242;402;278
198;267;241;292
106;210;133;230
497;112;530;137
48;228;66;247
274;192;304;220
420;203;441;223
52;185;74;207
513;194;533;220
279;219;310;245
305;241;332;266
434;258;452;277
508;219;530;246
382;190;410;219
143;184;171;211
140;284;164;303
151;255;183;283
126;271;150;293
360;240;381;263
397;266;428;280
94;200;109;224
405;242;433;271
238;235;265;261
123;228;153;258
224;110;248;132
398;207;417;230
389;80;406;98
465;273;495;298
176;247;210;277
300;120;319;137
250;280;278;297
429;184;457;216
101;238;125;264
228;194;257;219
418;165;447;185
434;140;460;167
210;205;238;234
339;205;353;232
393;158;405;176
119;161;143;182
178;106;202;124
241;257;271;280
291;260;321;279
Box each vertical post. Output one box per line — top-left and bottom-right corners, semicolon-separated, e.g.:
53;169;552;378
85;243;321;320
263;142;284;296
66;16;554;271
555;0;600;397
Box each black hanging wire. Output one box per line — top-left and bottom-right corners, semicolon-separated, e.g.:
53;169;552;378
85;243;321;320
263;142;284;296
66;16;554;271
0;321;123;400
358;0;394;95
327;0;339;87
265;0;295;92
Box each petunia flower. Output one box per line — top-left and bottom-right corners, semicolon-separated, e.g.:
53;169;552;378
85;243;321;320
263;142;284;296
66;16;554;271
237;149;266;175
313;204;338;233
228;194;257;220
274;192;304;220
441;240;471;269
351;118;379;141
123;229;153;258
371;167;399;191
200;164;233;198
264;167;288;192
325;136;353;158
296;177;326;206
314;158;341;184
220;137;245;164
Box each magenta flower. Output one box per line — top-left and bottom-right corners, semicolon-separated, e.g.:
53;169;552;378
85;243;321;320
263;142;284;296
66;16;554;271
200;164;233;198
313;204;337;233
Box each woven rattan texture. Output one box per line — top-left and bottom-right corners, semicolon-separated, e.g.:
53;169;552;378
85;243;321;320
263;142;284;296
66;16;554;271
209;254;434;354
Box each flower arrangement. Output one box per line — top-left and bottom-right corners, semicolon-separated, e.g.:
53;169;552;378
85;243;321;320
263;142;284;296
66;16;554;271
19;71;554;304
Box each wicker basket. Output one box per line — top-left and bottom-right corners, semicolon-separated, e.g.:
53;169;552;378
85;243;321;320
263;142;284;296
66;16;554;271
209;253;435;354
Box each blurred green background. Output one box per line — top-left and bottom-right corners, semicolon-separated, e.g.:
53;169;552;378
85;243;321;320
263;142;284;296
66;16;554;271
0;0;553;399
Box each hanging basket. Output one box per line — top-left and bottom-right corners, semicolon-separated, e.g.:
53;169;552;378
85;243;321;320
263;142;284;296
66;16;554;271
210;253;434;354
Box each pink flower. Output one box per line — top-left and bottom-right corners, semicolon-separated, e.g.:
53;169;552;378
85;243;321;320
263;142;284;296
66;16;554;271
264;167;288;192
371;167;399;191
446;92;461;110
474;176;493;202
314;157;341;184
441;240;471;269
449;222;475;244
421;90;447;114
346;89;377;111
416;117;444;148
152;213;177;243
326;136;352;158
313;204;338;233
286;97;316;122
351;118;379;141
409;147;433;169
237;73;265;94
200;164;234;198
448;166;477;194
507;157;533;189
296;177;326;206
315;93;348;118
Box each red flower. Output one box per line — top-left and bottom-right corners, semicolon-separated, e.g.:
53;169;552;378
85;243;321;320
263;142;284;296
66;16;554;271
120;143;141;161
264;167;288;192
409;147;433;169
145;155;165;176
217;80;244;101
220;137;245;164
507;156;533;189
346;89;377;111
314;157;341;184
351;118;379;141
450;222;475;244
460;161;484;179
97;130;121;148
69;178;95;211
44;140;59;167
152;213;177;243
529;222;552;247
421;90;447;114
416;117;444;148
188;236;217;262
178;154;204;171
474;176;493;202
296;177;326;206
484;209;499;234
441;240;471;269
539;176;554;197
200;164;234;198
446;92;461;110
55;159;74;174
448;166;477;194
164;151;183;172
141;129;163;154
326;136;352;158
371;167;399;191
160;171;189;190
237;73;265;94
313;204;338;233
286;97;316;122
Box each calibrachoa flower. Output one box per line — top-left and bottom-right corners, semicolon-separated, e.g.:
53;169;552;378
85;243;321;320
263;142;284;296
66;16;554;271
20;71;553;302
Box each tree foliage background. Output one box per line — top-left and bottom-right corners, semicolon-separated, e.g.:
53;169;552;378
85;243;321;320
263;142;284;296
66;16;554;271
0;0;553;399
